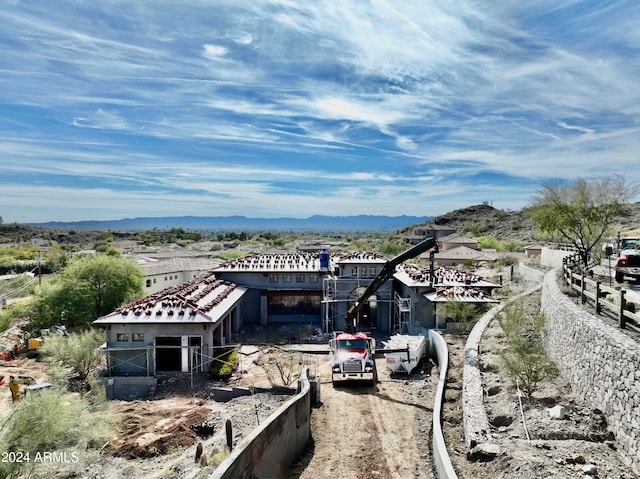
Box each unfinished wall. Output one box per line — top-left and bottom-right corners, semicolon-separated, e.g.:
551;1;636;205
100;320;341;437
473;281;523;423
540;247;573;268
210;369;312;479
102;376;157;400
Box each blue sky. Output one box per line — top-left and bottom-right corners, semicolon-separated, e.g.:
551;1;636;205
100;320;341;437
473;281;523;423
1;1;639;223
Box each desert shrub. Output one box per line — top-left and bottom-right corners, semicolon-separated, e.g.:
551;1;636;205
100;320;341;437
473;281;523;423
497;300;558;396
39;328;104;380
502;240;524;252
262;349;303;387
378;241;405;257
441;300;477;335
494;210;508;220
0;388;114;478
495;255;518;268
209;347;239;379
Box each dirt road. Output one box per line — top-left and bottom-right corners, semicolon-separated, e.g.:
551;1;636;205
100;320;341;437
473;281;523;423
290;355;438;479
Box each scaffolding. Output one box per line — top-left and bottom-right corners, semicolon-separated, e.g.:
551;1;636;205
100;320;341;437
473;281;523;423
394;292;412;334
321;274;393;332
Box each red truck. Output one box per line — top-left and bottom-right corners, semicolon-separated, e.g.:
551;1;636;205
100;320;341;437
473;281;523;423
329;331;377;386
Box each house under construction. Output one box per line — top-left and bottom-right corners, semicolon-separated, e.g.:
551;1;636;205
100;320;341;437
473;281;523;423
94;246;500;398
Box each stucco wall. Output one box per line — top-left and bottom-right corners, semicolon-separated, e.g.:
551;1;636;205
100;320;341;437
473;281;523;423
541;269;640;474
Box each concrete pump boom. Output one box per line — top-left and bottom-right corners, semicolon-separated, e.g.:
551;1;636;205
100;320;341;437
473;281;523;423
345;236;438;332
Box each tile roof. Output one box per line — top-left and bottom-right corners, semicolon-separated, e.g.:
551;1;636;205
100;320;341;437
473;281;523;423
394;264;500;288
423;286;499;303
335;251;388;263
214;252;323;272
94;271;246;324
139;256;222;276
432;245;498;261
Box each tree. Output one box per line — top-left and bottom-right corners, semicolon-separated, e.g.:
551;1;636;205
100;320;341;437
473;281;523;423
34;254;144;328
40;328;105;380
497;300;558;397
378;240;405;257
0;388;113;478
531;175;639;268
441;299;477;335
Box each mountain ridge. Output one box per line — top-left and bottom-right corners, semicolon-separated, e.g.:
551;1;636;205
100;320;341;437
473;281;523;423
24;214;432;232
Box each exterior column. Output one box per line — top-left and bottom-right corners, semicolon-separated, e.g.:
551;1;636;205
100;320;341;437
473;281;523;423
260;295;268;326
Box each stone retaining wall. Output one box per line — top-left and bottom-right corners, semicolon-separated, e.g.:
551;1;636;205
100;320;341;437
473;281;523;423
541;270;640;474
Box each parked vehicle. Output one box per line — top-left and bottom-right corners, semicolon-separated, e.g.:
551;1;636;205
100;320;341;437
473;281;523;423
614;242;640;282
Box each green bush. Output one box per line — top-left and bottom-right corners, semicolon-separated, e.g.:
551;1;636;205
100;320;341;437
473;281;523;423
39;328;105;380
497;300;558;396
0;388;114;478
378;241;405;256
209;348;238;379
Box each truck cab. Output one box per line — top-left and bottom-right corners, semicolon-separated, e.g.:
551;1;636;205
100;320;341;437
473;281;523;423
615;242;640;282
329;331;377;386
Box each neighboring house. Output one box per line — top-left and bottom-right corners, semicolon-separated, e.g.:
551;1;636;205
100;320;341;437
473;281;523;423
437;233;478;251
403;224;458;244
431;245;498;267
137;256;222;294
108;240;142;253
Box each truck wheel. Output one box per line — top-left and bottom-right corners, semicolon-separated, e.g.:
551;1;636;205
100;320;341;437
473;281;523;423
615;272;624;283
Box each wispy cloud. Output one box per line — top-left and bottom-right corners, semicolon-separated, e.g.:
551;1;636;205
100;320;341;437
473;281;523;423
0;0;638;222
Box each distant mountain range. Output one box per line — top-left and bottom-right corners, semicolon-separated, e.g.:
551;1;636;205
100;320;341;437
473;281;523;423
26;214;432;232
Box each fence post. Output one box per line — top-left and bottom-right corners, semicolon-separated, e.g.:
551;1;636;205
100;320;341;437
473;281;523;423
595;281;601;315
619;289;627;329
580;273;586;304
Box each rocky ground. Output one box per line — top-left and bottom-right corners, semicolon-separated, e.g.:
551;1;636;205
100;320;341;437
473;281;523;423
442;285;639;479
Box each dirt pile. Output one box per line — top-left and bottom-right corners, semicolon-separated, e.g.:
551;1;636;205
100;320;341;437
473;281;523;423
104;399;212;459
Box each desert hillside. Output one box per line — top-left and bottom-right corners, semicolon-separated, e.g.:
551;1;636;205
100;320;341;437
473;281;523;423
403;202;640;245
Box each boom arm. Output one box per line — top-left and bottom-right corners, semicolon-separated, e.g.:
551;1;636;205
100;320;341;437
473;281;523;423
345;237;438;332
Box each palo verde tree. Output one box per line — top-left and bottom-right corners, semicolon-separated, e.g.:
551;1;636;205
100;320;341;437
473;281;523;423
33;253;144;329
497;299;558;397
531;175;638;268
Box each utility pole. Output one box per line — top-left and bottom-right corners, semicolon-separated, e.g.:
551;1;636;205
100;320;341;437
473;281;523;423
37;250;42;286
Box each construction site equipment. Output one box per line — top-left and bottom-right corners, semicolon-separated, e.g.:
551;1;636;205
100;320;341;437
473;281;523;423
329;237;438;386
8;375;52;401
344;237;438;333
11;336;44;359
382;334;427;374
0;325;68;361
329;331;377;386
